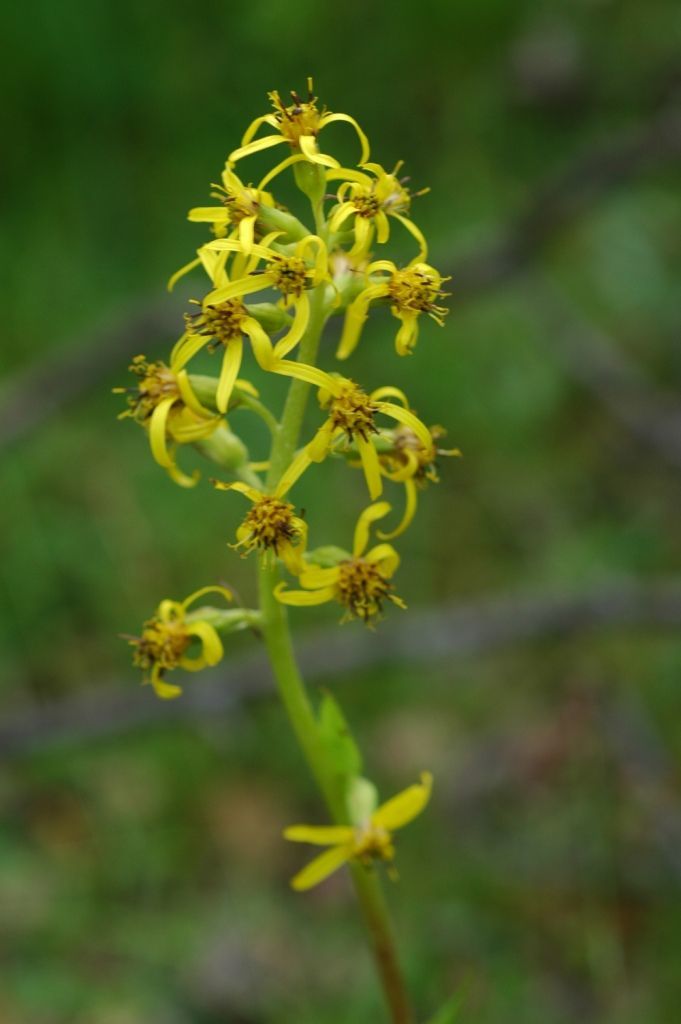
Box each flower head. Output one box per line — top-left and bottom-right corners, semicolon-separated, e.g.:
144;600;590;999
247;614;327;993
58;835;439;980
127;586;232;699
275;377;433;502
381;424;459;483
369;425;462;539
284;772;432;890
212;479;307;573
187;167;276;253
114;356;222;487
338;260;450;360
328;161;429;259
268;86;325;148
275;502;406;626
169;246;276;413
229;78;370;177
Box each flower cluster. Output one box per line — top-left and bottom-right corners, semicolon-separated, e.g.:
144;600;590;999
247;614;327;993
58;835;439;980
118;78;456;625
118;81;453;888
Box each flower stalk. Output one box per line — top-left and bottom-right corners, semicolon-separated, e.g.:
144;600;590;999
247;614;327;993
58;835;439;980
118;79;456;1023
258;278;413;1022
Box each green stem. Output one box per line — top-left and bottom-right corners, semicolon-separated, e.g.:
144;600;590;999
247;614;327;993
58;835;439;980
350;864;413;1024
258;566;342;814
258;283;413;1024
265;285;327;487
236;392;280;439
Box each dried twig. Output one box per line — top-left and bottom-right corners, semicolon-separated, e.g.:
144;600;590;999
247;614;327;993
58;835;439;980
535;281;681;470
0;295;179;449
443;105;681;296
2;578;680;759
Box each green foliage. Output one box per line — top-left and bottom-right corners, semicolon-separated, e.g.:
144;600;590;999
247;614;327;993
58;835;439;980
2;0;681;1020
425;991;465;1024
318;690;363;781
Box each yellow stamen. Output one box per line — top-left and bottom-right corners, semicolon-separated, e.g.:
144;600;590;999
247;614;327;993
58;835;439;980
326;380;379;441
388;264;449;323
235;495;303;557
335;557;401;625
184;298;249;347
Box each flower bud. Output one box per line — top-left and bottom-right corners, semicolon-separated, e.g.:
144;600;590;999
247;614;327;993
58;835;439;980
293;159;326;207
257;204;311;243
305;545;350;568
247;302;295;335
346;776;379;826
195;425;248;470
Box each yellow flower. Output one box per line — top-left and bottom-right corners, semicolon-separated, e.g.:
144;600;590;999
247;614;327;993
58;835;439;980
114;356;222;487
212;479;307;573
128;586;233;699
276;378;433;502
275;501;405;625
338;260;450;360
187;166;276;253
327;161;429;260
284;772;432;890
204;233;330;360
169;245;278;413
370;424;461;539
229;78;370;182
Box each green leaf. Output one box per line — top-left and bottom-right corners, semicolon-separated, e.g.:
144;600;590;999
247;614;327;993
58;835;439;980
318;691;363;779
424;991;465;1024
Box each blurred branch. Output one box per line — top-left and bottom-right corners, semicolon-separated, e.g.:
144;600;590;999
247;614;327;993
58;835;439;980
535;282;681;470
2;107;680;453
599;689;681;880
443;104;681;296
2;577;680;759
0;295;179;450
446;684;681;884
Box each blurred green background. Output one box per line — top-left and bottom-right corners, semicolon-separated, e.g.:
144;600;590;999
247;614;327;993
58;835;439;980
2;1;681;1021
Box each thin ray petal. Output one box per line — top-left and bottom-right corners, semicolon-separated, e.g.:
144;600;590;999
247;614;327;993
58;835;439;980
392;212;428;260
375;402;432;448
206;274;271;305
377;479;418;540
243;317;274;370
274;584;337;606
188;207;230;223
168;256;201;292
364;543;400;577
290;844;353;891
230;134;287;163
372;773;433;831
319;112;370;164
357;436;383;500
149;397;176;468
216;339;243;413
275;447;314;497
181;622;223;669
394;313;419;356
284;825;354;845
258;153;309;190
353;501;392;557
240;114;279;148
238;215;256;255
273;292;309;359
171;332;209;371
